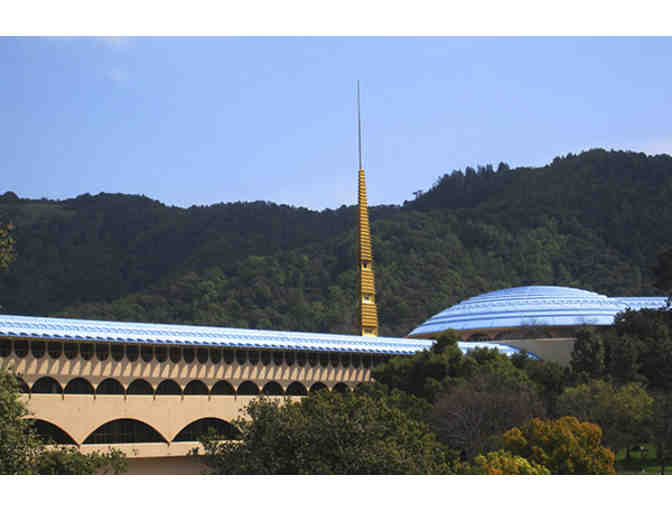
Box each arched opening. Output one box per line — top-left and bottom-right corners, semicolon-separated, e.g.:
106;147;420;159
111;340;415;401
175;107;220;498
32;377;63;394
351;354;361;368
210;348;221;364
48;342;62;359
31;341;45;359
310;382;328;393
156;380;181;395
127;379;153;395
96;378;125;395
14;340;28;358
223;349;234;364
333;382;349;394
63;342;78;359
83;419;167;444
155;347;167;363
308;352;318;367
362;356;371;368
262;381;284;396
95;343;109;361
285;351;295;366
31;419;77;445
211;380;235;395
16;377;29;393
273;351;284;366
248;350;259;365
296;351;307;367
197;348;208;364
141;345;153;363
184;380;209;395
260;351;271;366
173;418;239;442
79;343;93;360
330;353;339;367
286;381;308;396
110;344;124;362
341;353;351;367
0;339;11;357
319;353;329;367
237;381;260;396
64;377;94;395
169;347;181;363
183;347;194;364
126;344;139;362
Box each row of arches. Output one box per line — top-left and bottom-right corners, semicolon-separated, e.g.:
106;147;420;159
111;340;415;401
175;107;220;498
32;417;240;446
0;338;391;368
18;376;351;396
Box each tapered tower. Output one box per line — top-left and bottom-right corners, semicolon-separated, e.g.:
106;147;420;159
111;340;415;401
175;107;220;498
356;82;379;336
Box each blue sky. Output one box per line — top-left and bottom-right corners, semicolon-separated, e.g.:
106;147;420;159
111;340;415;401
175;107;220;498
2;36;672;210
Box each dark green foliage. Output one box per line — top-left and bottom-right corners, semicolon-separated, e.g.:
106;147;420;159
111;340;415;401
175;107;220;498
430;369;545;458
34;447;127;475
0;149;670;336
570;328;606;379
196;392;450;475
0;367;127;474
0;222;15;273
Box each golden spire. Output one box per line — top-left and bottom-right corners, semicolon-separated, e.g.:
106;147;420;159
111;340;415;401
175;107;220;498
357;82;379;336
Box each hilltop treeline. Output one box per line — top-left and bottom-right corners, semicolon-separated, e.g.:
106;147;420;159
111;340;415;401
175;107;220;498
1;148;671;336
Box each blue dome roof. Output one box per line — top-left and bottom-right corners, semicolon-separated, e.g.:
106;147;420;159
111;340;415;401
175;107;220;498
408;285;667;337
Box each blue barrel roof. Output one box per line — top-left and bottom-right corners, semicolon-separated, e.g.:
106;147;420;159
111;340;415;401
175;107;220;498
0;313;531;360
408;285;668;337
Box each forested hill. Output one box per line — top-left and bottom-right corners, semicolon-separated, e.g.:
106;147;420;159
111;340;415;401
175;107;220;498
1;148;671;337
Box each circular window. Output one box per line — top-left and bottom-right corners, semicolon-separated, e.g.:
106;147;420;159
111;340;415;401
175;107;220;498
48;342;62;359
96;343;109;361
111;344;124;362
63;342;78;360
0;339;12;357
80;343;93;361
169;347;181;364
141;346;153;363
126;345;139;362
31;341;46;359
14;340;28;358
155;347;167;363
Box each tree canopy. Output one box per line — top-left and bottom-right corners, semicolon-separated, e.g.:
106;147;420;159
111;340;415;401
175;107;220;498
0;368;126;475
197;391;450;475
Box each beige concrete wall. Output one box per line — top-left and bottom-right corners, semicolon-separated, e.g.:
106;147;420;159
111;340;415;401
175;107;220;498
1;342;376;472
2;352;371;391
481;338;576;366
23;394;263;445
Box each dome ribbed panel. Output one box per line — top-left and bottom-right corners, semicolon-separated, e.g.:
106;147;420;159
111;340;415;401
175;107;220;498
407;286;665;337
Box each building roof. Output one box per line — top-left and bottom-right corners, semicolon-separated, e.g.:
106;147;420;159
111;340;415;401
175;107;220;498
0;313;534;359
408;285;668;337
0;313;435;356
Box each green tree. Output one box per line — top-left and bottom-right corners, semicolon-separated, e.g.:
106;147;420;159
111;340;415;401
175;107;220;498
430;369;545;458
0;222;15;272
497;416;615;474
456;449;550;475
0;368;126;474
0;369;43;474
654;247;672;297
570;328;605;379
651;392;672;474
555;380;652;457
197;391;450;475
